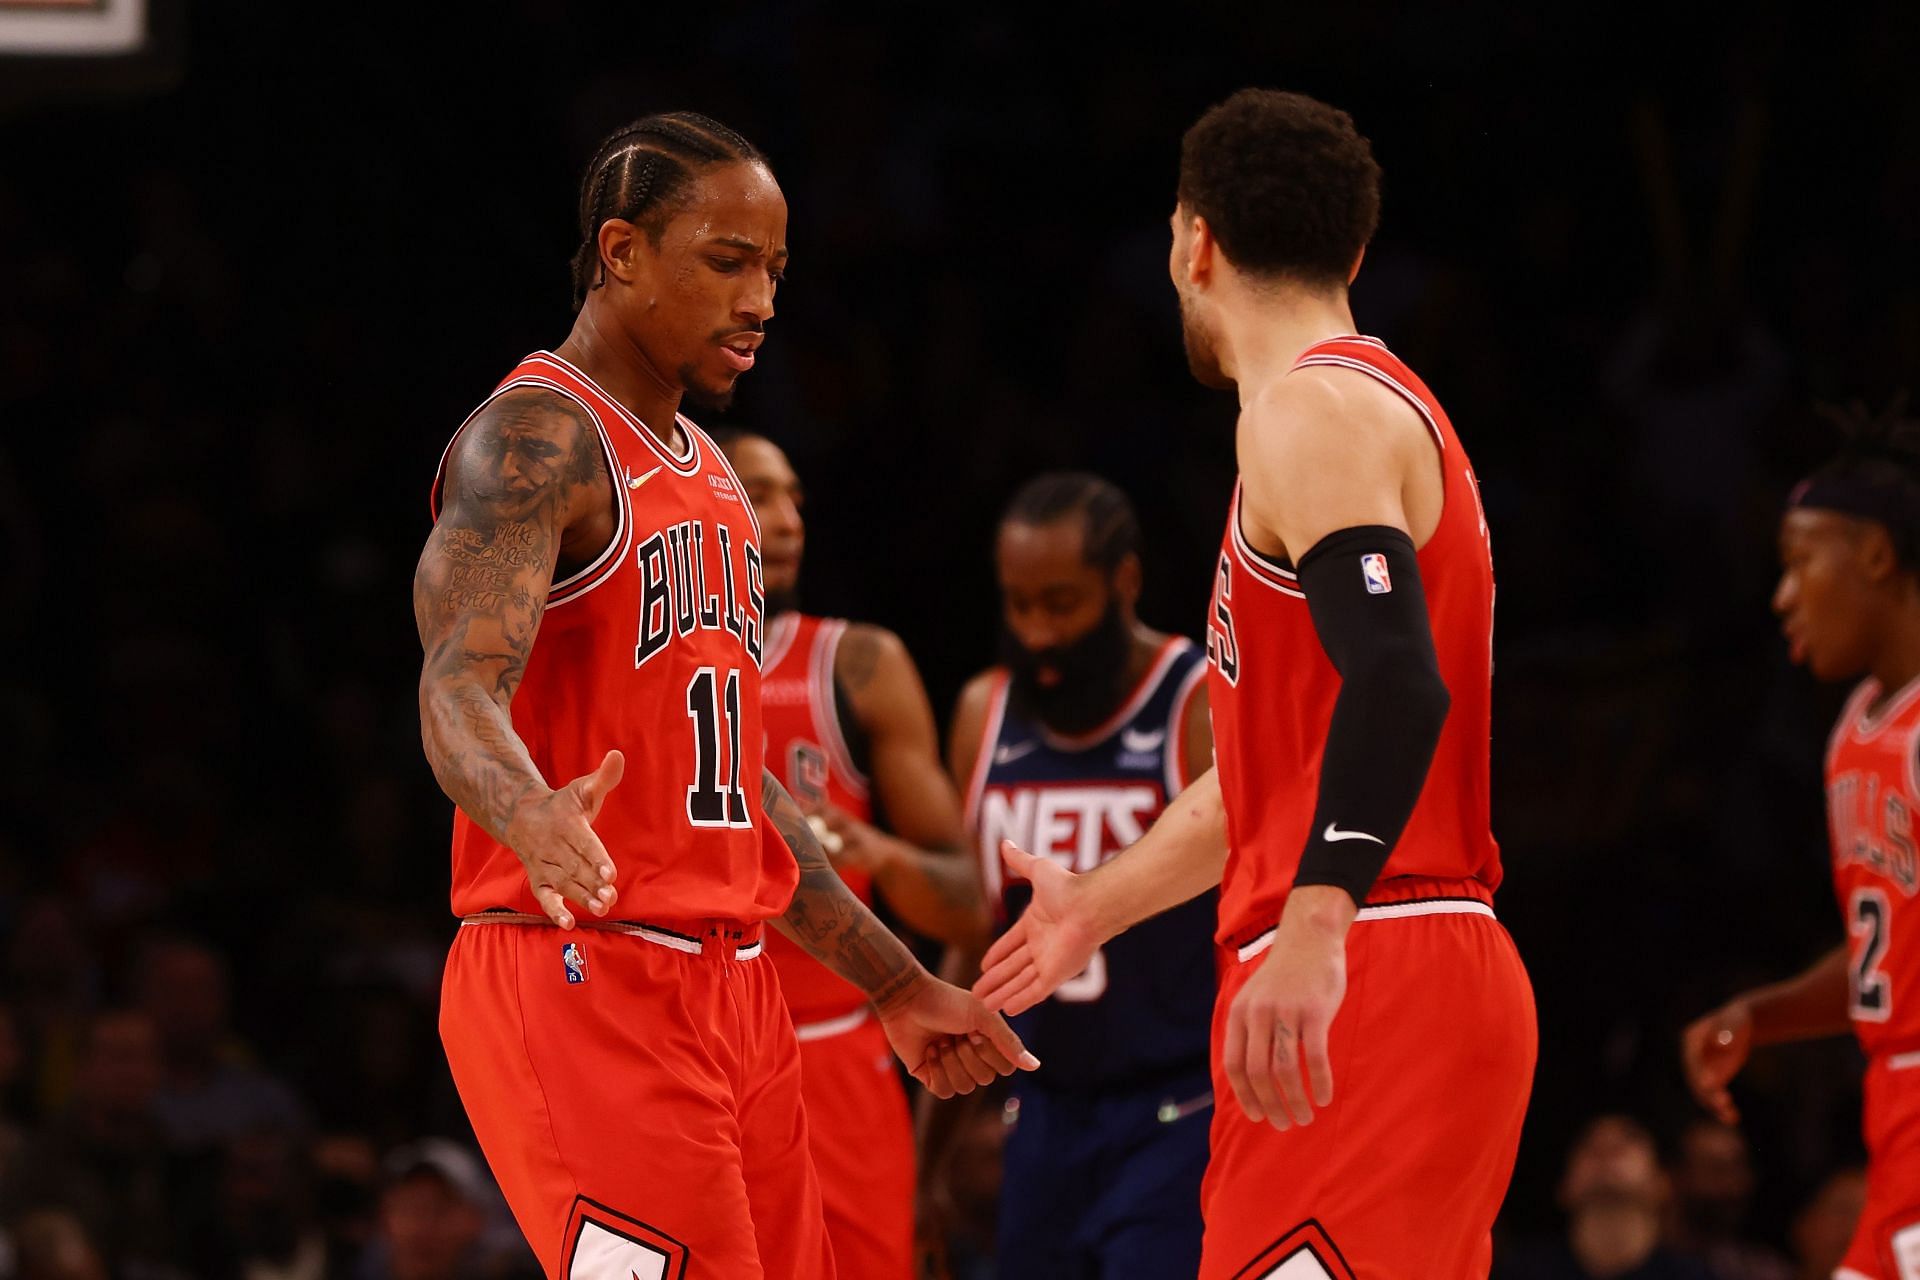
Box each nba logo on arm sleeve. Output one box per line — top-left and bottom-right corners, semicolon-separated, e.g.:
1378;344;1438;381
1360;554;1392;595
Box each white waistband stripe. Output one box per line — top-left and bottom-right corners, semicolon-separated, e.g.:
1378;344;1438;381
1235;899;1496;963
793;1007;870;1042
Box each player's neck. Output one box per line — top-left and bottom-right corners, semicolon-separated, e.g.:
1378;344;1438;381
1216;286;1357;405
1123;624;1167;685
556;309;687;452
1869;596;1920;699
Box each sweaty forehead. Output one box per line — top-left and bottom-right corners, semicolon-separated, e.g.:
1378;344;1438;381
677;163;788;251
1781;506;1858;545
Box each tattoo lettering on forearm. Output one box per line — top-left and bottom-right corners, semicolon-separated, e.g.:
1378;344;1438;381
765;772;922;1009
414;389;608;841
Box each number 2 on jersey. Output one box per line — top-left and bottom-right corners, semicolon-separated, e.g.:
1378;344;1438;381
687;667;752;828
1851;886;1893;1023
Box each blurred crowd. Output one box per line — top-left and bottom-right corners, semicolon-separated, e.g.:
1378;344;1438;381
3;0;1919;1275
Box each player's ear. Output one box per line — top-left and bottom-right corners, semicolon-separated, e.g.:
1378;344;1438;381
1859;522;1903;586
596;217;646;290
1348;244;1367;285
1113;553;1143;610
1184;212;1215;287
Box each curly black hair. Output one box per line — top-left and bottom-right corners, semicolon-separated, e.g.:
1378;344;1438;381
1801;394;1920;571
1177;89;1381;287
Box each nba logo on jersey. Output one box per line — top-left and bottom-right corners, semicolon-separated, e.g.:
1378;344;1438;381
1361;553;1392;594
563;942;588;984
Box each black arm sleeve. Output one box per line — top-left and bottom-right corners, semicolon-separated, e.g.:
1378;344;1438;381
1290;525;1452;907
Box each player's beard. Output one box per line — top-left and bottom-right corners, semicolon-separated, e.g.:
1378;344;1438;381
1178;292;1233;390
1000;598;1134;736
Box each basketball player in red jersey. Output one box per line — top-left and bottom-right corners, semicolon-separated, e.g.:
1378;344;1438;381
973;90;1536;1278
716;427;987;1279
1682;408;1920;1280
413;113;1033;1280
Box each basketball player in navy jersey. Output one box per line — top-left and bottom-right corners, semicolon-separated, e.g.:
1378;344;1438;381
921;473;1215;1280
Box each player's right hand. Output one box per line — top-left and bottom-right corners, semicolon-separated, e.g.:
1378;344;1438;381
1681;1001;1753;1125
972;840;1104;1015
503;750;625;930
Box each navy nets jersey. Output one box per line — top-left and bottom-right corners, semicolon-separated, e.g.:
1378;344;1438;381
964;638;1215;1091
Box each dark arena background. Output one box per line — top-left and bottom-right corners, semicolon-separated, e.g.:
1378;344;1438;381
2;2;1917;1277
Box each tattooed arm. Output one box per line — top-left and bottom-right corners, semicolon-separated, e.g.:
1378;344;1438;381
764;772;1038;1098
414;387;624;929
817;625;988;951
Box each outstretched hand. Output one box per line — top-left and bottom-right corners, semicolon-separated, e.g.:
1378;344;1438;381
972;840;1104;1015
504;749;624;929
1681;1002;1753;1125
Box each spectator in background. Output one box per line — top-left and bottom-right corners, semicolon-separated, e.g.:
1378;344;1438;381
1498;1116;1715;1280
0;1003;28;1187
1;1011;185;1278
184;1126;352;1280
356;1141;536;1280
133;935;305;1153
310;1134;381;1273
5;1209;108;1280
1791;1168;1866;1280
1664;1120;1791;1280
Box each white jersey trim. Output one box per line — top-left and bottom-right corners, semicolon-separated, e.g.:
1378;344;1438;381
1887;1049;1920;1072
1291;348;1447;455
1854;673;1920;740
966;675;1013;903
1166;653;1211;797
762;613;801;674
813;619;871;798
1228;483;1306;599
793;1006;870;1042
432;375;631;609
526;351;703;476
1235;899;1496;963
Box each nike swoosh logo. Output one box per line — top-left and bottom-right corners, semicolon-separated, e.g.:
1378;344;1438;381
1322;823;1384;845
1121;728;1166;753
627;465;663;490
992;741;1038;766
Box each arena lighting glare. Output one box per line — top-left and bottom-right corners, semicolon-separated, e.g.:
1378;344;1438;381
0;0;146;55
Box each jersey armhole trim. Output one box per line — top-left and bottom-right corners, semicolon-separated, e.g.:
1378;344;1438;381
1166;650;1210;796
963;674;1011;839
1229;483;1307;599
431;376;630;607
814;619;871;798
526;351;704;477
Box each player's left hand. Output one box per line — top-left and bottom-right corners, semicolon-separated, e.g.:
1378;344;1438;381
1224;886;1354;1130
877;973;1041;1099
816;804;898;876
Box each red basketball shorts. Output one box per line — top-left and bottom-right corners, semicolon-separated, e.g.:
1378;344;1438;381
1200;882;1536;1279
1838;1052;1920;1280
793;1005;915;1279
440;915;836;1280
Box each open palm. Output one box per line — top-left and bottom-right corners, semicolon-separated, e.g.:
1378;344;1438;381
972;840;1103;1015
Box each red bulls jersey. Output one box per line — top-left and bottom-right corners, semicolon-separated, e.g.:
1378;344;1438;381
1207;335;1501;949
1827;675;1920;1057
430;351;796;922
760;613;877;1022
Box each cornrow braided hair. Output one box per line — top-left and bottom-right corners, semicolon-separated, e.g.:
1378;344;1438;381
569;112;766;311
1791;393;1920;571
1003;472;1142;573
